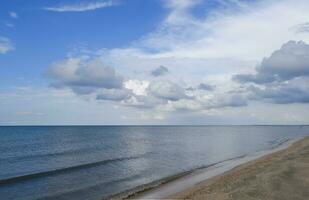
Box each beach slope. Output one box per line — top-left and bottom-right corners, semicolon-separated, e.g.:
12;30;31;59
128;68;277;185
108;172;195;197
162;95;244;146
171;136;309;200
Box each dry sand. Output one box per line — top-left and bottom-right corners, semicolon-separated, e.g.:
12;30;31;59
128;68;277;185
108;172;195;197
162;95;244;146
170;136;309;200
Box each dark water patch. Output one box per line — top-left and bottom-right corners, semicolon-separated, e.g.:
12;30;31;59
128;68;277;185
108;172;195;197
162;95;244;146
0;153;150;186
0;145;104;163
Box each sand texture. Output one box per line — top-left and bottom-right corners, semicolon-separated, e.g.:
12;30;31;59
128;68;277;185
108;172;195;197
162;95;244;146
170;136;309;200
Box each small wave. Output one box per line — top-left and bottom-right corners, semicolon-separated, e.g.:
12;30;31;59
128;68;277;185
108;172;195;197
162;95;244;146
108;154;247;200
269;137;291;150
0;147;98;163
0;153;149;186
37;172;147;200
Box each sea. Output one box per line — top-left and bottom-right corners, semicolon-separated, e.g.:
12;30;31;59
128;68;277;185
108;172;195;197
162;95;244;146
0;125;308;200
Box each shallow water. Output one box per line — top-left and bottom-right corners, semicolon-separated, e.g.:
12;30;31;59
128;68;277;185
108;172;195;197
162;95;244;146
0;126;308;200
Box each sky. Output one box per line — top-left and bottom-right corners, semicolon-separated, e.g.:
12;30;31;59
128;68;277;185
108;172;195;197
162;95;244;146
1;0;309;125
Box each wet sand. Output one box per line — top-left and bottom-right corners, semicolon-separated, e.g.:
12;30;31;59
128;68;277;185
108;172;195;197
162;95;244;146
170;136;309;200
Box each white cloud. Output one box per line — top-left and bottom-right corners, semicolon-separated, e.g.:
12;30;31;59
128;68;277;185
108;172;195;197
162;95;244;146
96;88;131;101
0;37;14;54
43;0;309;123
124;79;149;96
137;0;309;61
4;22;15;28
234;41;309;83
234;40;309;104
9;11;18;19
151;66;169;77
45;57;124;93
95;0;309;88
44;0;118;12
147;80;188;101
99;0;309;104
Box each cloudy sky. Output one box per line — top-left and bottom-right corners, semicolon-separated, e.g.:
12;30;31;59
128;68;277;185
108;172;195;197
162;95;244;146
1;0;309;125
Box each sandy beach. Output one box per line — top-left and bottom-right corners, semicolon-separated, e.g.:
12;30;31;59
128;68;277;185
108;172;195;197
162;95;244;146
170;136;309;200
121;136;309;200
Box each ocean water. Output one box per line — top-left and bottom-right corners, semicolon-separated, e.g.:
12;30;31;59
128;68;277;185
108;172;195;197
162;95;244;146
0;126;308;200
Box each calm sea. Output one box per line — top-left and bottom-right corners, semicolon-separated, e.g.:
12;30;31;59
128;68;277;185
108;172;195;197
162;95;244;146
0;126;308;200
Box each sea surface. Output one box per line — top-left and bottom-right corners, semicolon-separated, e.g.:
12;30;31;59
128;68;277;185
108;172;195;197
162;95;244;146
0;126;308;200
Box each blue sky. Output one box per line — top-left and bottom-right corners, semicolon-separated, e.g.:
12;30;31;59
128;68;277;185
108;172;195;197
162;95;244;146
1;0;309;125
0;0;165;87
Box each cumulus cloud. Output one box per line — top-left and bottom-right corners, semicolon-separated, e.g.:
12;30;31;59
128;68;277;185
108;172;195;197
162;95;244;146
46;57;123;94
209;93;248;108
43;0;309;123
247;76;309;104
186;83;216;91
160;99;203;112
93;0;309;112
44;0;118;12
293;22;309;33
147;80;188;101
251;85;309;104
234;40;309;105
124;79;149;96
122;94;164;109
123;80;241;110
0;37;14;54
198;83;216;91
151;66;169;77
45;58;126;101
234;41;309;84
155;91;248;113
45;55;251;113
96;88;131;101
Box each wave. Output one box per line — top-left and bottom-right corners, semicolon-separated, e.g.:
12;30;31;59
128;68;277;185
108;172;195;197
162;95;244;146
0;146;99;163
110;138;295;200
268;137;291;149
34;155;247;200
0;153;149;186
108;154;247;200
37;172;147;200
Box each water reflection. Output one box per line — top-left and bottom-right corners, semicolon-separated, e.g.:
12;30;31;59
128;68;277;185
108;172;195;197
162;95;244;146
0;126;308;200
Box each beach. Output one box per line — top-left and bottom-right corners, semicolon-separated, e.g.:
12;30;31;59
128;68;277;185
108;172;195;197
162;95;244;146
169;136;309;200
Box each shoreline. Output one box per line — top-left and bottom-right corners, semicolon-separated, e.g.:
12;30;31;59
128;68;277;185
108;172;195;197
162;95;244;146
109;155;247;200
171;135;309;199
109;136;304;200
